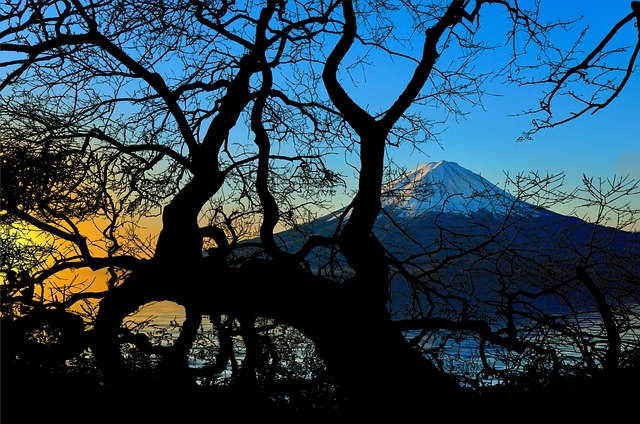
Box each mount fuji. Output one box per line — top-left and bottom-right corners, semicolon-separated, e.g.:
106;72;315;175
277;160;580;251
380;160;520;216
273;161;637;305
264;160;638;320
379;160;550;217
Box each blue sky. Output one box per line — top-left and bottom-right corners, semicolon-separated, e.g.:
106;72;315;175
324;1;639;219
417;0;640;183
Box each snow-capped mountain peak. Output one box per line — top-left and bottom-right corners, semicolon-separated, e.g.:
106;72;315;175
381;160;526;217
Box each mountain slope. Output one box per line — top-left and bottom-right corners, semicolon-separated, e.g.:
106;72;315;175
277;160;567;248
273;161;637;312
278;161;640;282
381;160;517;216
379;160;567;219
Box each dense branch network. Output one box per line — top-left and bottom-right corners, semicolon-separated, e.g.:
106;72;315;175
1;1;639;414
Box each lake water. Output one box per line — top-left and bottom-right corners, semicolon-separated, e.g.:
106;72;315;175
124;300;640;387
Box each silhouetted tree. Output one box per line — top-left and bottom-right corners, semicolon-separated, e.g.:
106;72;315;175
378;170;640;391
2;0;639;418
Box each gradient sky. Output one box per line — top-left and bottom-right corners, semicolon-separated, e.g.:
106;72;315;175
106;0;640;326
315;0;639;219
421;0;640;186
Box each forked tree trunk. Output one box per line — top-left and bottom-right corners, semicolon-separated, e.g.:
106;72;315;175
92;157;468;415
94;256;468;416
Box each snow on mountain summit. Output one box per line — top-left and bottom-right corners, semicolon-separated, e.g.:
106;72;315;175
381;160;529;216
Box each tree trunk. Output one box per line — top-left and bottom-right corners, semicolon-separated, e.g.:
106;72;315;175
93;256;468;412
203;259;468;413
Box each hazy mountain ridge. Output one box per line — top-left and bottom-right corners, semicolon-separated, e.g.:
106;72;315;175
243;161;637;317
278;160;571;244
274;160;637;274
